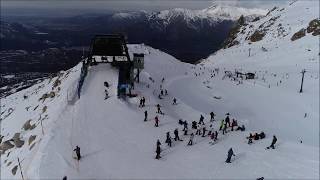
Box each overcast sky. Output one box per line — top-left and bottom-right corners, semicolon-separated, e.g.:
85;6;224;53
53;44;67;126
0;0;297;17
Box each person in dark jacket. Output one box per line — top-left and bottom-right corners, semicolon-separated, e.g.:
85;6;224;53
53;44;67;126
165;132;172;147
267;135;277;149
73;146;81;160
172;98;177;105
225;115;230;127
254;133;260;140
210;112;215;122
156;140;161;159
183;121;188;135
248;137;253;145
225;148;235;163
144;111;148;121
154;116;159;127
199;115;205;125
174;128;181;141
156;104;163;114
259;132;266;139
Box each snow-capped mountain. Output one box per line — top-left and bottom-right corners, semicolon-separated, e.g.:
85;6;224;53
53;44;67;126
1;1;319;179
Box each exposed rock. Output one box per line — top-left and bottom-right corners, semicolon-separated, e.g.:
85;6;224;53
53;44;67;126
28;135;37;145
307;19;320;33
42;106;48;114
250;30;265;42
11;133;25;148
11;165;18;175
22;119;36;131
53;79;61;88
29;143;36;150
312;29;320;36
0;140;14;154
7;161;12;166
291;28;306;41
49;91;56;98
0;135;3;143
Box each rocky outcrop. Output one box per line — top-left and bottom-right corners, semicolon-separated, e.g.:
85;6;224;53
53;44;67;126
291;28;306;41
250;30;266;42
307;19;320;36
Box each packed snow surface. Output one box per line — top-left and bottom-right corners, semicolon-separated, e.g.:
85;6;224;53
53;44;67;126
1;1;319;179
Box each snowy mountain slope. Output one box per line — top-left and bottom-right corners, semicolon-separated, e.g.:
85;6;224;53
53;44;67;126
201;0;319;146
1;1;319;179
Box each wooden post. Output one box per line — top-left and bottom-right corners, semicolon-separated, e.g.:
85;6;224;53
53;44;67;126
17;158;25;180
299;69;306;93
137;68;140;83
248;48;251;57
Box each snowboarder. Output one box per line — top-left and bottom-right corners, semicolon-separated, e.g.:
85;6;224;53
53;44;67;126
144;111;148;121
225;115;230;127
210;112;215;122
172;98;177;105
199;115;205;125
188;133;194;146
219;119;224;130
174;128;182;141
156;104;163;114
154;116;159;127
225;148;235;163
267;135;277;149
73;146;81;160
165;132;172;147
156;140;161;159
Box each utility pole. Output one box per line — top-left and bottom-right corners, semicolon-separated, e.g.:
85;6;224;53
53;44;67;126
299;69;306;93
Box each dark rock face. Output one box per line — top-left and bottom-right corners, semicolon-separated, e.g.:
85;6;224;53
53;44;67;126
291;28;306;41
307;19;320;36
250;30;266;42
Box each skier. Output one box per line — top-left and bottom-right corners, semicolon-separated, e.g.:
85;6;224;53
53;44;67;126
104;89;109;100
214;131;218;141
222;123;227;135
154;116;159;127
161;90;164;96
231;119;237;131
165;89;168;95
165;132;172;147
73;146;81;160
210;112;215;122
156;104;163;114
196;123;201;135
155;140;161;159
188;133;194;146
225;148;235;163
174;128;182;141
201;125;207;137
172;98;177;105
208;124;213;136
192;121;197;129
144;110;148;121
267;135;277;149
142;97;146;107
183;121;188;135
104;81;109;88
139;98;143;107
199;115;205;125
225;115;230;127
219;119;224;130
162;77;165;83
248;137;253;145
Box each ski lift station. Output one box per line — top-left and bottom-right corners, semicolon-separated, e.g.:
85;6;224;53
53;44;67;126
81;34;144;98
